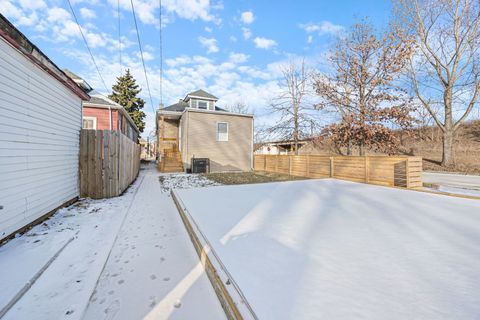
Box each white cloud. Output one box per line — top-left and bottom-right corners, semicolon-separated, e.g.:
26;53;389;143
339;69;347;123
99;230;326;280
80;7;96;19
18;0;46;10
198;36;219;54
47;7;71;22
242;27;251;40
229;52;249;64
254;37;277;50
240;10;254;24
299;21;345;36
307;35;313;44
205;26;213;32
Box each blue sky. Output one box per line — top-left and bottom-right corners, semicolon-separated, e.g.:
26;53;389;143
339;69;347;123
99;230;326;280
1;0;392;137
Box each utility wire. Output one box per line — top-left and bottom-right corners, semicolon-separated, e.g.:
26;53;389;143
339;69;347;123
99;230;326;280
130;0;155;114
118;0;122;74
66;0;110;94
158;0;163;107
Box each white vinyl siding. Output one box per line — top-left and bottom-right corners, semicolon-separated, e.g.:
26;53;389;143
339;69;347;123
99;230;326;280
0;38;83;240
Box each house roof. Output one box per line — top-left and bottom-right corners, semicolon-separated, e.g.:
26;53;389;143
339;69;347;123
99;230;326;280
0;14;89;101
64;69;93;93
162;100;189;112
185;89;218;101
83;93;140;133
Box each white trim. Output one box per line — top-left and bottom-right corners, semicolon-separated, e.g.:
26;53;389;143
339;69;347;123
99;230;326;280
186;95;218;101
82;116;97;130
216;121;229;142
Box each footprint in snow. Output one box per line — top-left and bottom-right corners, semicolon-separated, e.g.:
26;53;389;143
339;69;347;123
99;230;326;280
118;279;125;285
150;274;157;280
163;277;170;281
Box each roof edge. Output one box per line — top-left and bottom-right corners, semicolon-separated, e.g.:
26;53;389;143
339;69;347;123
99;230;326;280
0;14;90;101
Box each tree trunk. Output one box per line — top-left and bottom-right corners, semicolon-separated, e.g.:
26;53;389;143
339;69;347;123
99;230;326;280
441;130;454;166
359;141;365;156
346;141;352;156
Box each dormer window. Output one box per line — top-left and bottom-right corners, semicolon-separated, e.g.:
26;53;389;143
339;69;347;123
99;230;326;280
197;100;208;109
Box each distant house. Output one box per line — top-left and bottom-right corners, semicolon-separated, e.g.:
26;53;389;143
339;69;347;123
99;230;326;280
255;139;313;155
64;70;139;142
0;14;90;240
156;89;254;172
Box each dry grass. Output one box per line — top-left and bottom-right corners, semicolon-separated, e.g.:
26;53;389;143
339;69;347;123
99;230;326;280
202;171;306;185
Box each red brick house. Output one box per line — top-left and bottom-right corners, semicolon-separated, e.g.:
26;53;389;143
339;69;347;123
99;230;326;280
64;70;139;142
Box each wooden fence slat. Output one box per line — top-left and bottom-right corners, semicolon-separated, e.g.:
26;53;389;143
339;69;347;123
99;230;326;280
79;130;140;199
254;154;422;189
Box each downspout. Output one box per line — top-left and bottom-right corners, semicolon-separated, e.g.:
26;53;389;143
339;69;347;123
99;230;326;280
108;106;112;130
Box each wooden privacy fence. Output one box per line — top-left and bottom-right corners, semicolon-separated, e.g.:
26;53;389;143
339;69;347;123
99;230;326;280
254;155;422;189
80;130;141;199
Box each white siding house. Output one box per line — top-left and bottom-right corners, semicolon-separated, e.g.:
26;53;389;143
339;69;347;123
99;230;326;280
0;15;89;240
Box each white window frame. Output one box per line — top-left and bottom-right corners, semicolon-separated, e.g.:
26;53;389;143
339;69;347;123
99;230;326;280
197;100;208;109
216;121;229;141
83;116;97;130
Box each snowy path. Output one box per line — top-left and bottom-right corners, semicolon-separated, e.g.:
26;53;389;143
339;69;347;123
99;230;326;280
176;179;480;320
0;163;225;320
82;165;225;320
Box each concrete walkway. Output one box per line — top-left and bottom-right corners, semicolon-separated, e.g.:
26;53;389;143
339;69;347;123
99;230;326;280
82;163;225;319
0;163;225;320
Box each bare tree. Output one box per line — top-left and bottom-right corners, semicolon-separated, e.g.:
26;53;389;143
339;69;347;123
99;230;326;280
314;20;415;155
267;59;318;155
395;0;480;166
226;102;251;114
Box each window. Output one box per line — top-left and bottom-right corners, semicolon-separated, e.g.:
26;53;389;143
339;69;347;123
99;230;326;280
197;100;208;109
82;116;97;129
217;122;228;141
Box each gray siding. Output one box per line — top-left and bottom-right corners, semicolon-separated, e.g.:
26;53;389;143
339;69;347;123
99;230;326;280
0;38;83;239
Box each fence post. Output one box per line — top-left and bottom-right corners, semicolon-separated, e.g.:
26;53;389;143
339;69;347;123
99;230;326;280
287;156;291;176
365;156;369;183
306;155;310;178
406;157;410;188
330;157;334;178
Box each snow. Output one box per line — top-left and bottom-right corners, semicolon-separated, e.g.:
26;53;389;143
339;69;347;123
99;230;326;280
175;179;480;320
423;172;480;197
159;173;219;193
0;164;225;320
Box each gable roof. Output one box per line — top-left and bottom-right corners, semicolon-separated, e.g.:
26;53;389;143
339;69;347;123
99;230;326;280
0;14;89;101
63;69;93;93
185;89;218;101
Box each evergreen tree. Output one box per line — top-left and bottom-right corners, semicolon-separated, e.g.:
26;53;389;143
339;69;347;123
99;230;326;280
109;69;146;133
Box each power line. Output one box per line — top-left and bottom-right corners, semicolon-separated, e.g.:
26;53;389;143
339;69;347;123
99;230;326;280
158;0;163;107
130;0;155;114
118;0;122;74
66;0;110;94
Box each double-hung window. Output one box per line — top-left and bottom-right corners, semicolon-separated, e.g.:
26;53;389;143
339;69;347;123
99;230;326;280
197;100;208;109
82;116;97;129
217;122;228;141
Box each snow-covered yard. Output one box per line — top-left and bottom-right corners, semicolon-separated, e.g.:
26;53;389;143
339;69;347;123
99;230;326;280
175;179;480;320
0;164;225;320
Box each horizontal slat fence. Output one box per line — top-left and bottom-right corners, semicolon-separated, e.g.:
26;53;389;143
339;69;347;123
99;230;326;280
254;155;422;189
80;130;140;199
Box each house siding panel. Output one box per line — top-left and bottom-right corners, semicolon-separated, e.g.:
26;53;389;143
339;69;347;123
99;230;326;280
0;38;83;240
184;110;253;172
83;107;118;130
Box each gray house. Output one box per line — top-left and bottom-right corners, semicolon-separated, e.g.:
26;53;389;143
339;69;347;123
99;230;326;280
157;89;254;173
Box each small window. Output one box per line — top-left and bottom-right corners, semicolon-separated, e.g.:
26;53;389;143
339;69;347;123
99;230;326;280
217;122;228;141
197;100;208;109
83;117;97;129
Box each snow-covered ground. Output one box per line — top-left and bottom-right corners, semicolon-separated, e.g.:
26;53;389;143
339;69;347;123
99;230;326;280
423;171;480;197
0;164;225;320
175;179;480;320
